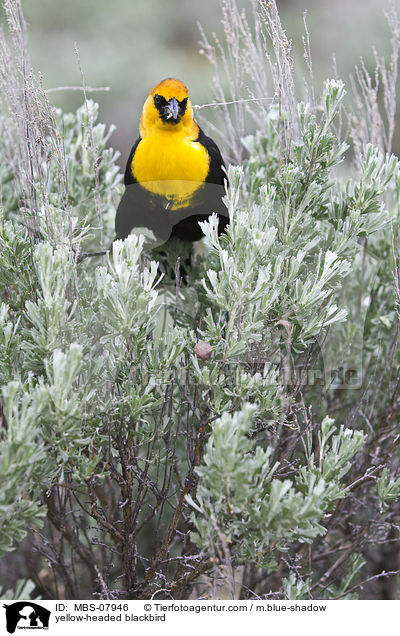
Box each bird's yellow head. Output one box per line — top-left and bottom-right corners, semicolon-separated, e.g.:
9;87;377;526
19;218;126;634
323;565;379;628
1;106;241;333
140;78;197;138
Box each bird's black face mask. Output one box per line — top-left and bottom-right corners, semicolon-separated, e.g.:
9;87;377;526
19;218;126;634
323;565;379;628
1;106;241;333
153;94;188;124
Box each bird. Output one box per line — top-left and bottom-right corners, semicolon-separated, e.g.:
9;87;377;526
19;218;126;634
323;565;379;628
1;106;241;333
115;78;229;253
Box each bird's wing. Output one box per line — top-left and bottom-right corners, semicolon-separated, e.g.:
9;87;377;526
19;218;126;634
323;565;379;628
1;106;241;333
123;137;141;185
196;127;227;186
116;137;150;241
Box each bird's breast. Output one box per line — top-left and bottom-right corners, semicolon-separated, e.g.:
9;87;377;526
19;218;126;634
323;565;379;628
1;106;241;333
131;133;210;208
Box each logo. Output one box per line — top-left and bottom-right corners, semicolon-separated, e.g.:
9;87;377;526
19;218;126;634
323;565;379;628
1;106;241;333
2;602;50;634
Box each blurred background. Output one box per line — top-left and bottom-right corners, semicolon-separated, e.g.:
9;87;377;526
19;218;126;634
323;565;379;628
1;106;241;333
11;0;400;166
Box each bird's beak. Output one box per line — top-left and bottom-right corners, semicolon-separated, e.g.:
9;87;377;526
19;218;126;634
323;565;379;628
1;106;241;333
166;97;179;121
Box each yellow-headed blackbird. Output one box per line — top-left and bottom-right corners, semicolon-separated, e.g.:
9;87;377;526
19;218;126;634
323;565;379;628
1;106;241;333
115;78;229;245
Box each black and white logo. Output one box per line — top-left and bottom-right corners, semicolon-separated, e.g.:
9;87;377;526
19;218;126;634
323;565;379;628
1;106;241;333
3;602;50;634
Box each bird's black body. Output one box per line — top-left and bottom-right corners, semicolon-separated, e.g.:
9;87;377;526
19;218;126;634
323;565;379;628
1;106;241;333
116;127;228;244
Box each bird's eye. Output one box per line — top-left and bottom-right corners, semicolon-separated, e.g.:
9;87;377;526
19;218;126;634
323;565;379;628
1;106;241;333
179;97;188;113
153;94;167;109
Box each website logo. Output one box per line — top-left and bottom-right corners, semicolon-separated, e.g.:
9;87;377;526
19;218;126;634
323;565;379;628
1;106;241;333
3;602;50;634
